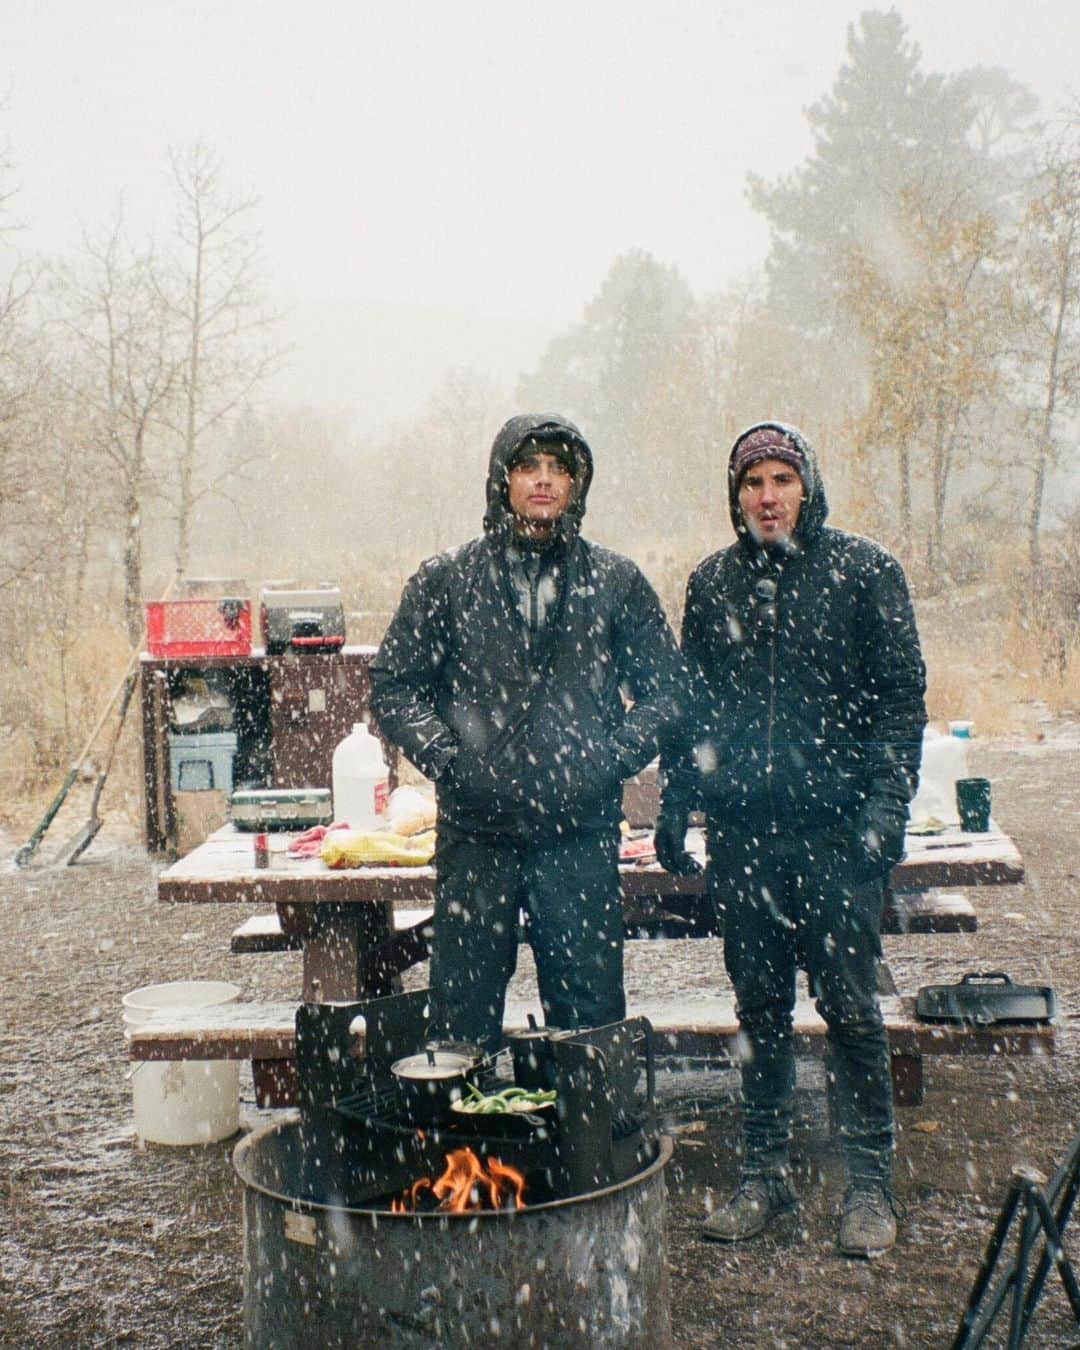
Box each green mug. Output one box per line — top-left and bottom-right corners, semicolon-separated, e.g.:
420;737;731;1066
956;777;991;833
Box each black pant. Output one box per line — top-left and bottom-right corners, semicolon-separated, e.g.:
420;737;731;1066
429;830;625;1051
708;825;894;1187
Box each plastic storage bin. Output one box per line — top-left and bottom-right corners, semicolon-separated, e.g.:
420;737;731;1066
168;731;238;795
145;598;252;658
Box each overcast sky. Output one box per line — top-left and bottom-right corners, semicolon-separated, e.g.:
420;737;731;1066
5;0;1079;334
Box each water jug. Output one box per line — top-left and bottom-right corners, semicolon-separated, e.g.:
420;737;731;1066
908;726;970;826
332;721;390;829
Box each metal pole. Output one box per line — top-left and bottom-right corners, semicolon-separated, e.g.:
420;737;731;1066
952;1180;1023;1348
1021;1130;1080;1329
1007;1191;1039;1350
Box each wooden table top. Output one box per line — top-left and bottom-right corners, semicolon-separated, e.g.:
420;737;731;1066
158;824;1024;906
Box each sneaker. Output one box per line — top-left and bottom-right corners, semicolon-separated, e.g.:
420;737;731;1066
838;1185;901;1258
702;1175;798;1243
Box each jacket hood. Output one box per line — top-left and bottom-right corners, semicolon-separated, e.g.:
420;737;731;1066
484;413;594;546
727;420;828;551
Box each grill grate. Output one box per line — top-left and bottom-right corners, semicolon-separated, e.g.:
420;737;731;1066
295;991;661;1199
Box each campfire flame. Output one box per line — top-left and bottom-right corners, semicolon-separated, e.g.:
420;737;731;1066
390;1148;526;1214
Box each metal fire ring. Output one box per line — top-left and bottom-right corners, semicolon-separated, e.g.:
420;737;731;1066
233;1112;672;1220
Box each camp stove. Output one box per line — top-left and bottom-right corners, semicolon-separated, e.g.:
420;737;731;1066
293;988;659;1205
259;586;346;654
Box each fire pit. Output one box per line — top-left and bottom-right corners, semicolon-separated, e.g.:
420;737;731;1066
233;990;673;1347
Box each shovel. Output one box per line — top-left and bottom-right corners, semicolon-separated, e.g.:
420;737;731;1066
14;662;139;868
14;577;175;869
55;670;139;866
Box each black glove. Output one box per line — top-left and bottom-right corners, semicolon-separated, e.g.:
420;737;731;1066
853;793;908;877
654;809;703;876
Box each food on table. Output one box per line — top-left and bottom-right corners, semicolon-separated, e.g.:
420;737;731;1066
320;828;436;868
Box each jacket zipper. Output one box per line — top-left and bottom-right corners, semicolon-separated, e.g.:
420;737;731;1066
765;579;778;833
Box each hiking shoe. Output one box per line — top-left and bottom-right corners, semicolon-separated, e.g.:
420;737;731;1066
838;1185;901;1258
702;1175;798;1243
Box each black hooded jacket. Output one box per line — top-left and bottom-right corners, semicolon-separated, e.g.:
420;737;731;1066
370;414;684;839
662;421;927;842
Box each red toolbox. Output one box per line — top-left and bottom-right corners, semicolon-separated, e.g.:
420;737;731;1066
144;598;252;659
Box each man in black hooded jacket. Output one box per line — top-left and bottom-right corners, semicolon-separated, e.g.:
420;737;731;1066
370;413;683;1054
656;421;926;1258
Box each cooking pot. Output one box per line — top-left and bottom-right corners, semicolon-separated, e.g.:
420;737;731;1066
915;972;1056;1026
390;1043;484;1124
507;1027;557;1091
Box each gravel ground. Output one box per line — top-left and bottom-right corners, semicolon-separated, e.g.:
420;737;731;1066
0;727;1078;1347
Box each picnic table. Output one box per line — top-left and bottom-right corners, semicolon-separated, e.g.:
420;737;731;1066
158;823;1024;1003
147;822;1045;1109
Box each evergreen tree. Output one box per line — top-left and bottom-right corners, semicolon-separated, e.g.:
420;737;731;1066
517;250;713;549
748;8;1037;567
748;8;977;333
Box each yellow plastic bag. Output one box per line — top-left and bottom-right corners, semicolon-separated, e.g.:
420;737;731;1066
320;828;436;869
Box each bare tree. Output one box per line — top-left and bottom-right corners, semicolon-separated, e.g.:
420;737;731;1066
159;143;281;576
1010;124;1080;567
0;127;44;592
0;125;80;759
54;219;182;642
0;274;43;588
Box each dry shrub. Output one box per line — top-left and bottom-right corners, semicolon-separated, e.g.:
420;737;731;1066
1004;523;1080;714
65;624;134;718
916;529;1080;736
0;624;134;803
921;649;1042;737
642;548;709;629
0;724;44;807
921;625;1020;735
919;604;1033;742
1001;606;1080;715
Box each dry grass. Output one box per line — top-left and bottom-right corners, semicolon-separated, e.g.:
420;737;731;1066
918;596;1080;737
0;624;139;834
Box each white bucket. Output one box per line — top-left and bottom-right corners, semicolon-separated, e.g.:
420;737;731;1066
122;980;241;1145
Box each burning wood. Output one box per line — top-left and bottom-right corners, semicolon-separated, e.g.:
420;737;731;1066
390;1147;526;1214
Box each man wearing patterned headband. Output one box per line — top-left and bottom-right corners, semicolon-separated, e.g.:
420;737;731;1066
656;420;927;1258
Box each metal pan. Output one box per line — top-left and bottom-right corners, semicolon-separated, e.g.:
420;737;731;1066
390;1042;486;1124
915;972;1055;1026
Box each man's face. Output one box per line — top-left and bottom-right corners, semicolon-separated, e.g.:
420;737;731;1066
507;449;574;537
738;457;804;545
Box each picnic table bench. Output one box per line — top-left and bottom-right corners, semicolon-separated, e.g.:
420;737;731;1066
126;990;1053;1110
140;822;1045;1108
